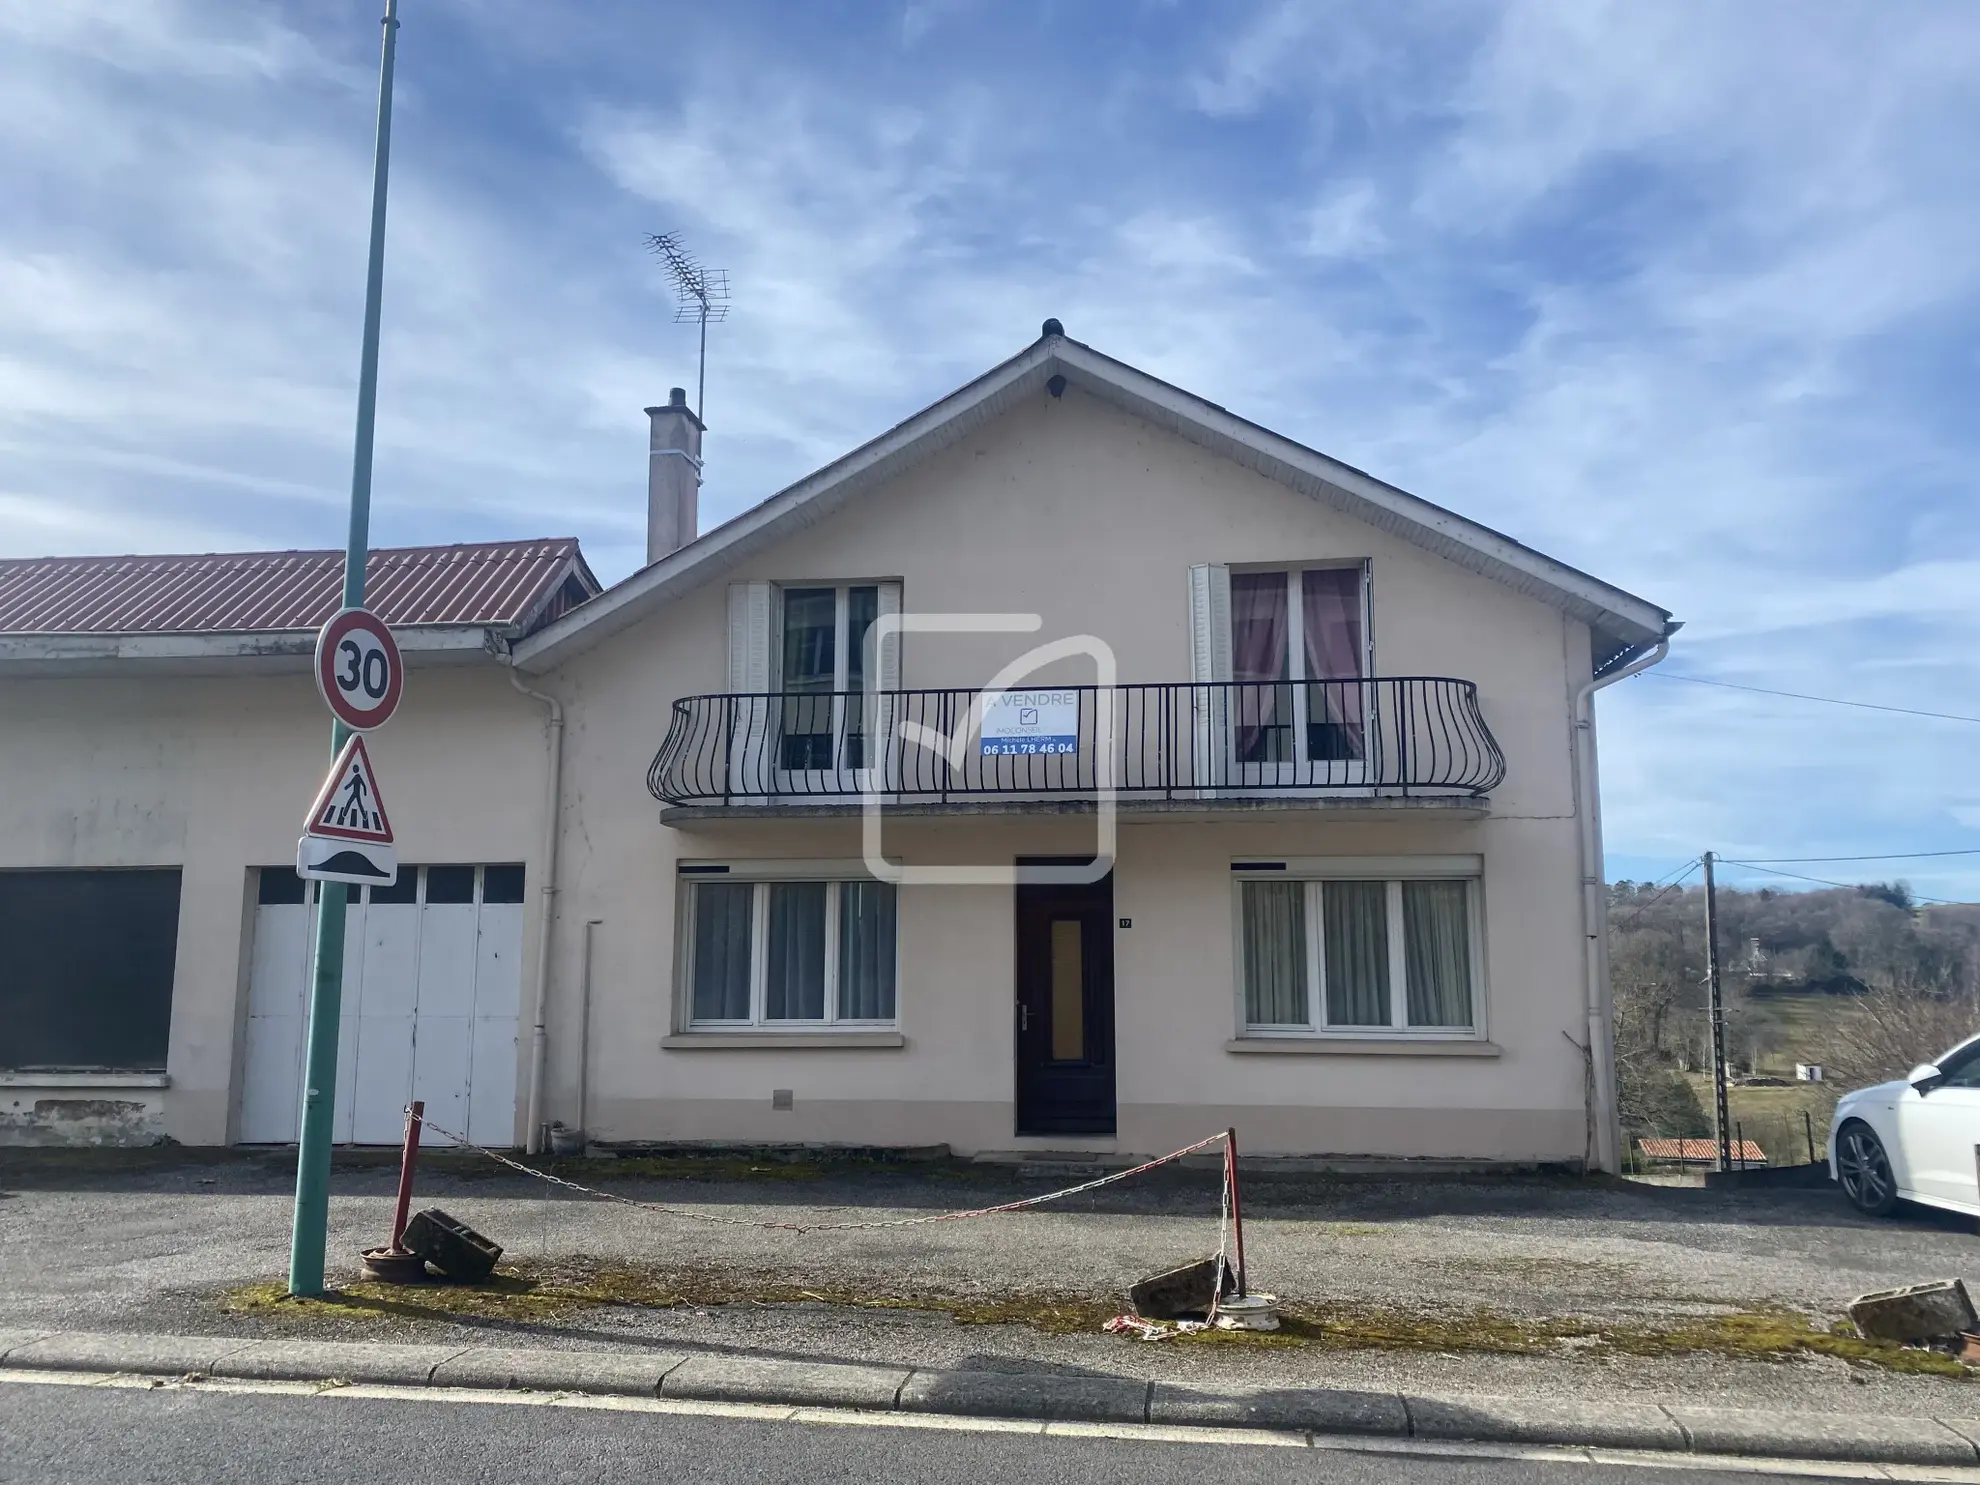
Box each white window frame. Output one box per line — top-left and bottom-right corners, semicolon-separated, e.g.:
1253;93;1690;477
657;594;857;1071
1230;856;1486;1041
677;861;900;1031
1226;562;1373;789
768;581;900;795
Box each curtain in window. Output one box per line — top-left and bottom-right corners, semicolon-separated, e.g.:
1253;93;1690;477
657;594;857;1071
780;588;837;770
1323;880;1390;1026
1230;571;1290;764
1403;880;1472;1028
764;882;827;1020
1241;880;1307;1025
838;879;897;1020
1301;567;1364;761
691;881;753;1021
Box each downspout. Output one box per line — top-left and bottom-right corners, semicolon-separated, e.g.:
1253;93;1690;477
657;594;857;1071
1571;629;1673;1174
508;665;564;1156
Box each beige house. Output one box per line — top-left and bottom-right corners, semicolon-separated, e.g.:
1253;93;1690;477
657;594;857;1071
0;323;1672;1169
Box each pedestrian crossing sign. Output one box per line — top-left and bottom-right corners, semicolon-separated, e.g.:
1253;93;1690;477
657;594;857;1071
303;734;395;844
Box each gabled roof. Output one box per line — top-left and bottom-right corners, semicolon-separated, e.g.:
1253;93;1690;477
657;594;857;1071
0;538;600;676
513;328;1673;674
0;539;597;637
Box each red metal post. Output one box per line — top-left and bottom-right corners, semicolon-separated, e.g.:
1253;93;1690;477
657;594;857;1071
390;1100;424;1252
1225;1126;1247;1297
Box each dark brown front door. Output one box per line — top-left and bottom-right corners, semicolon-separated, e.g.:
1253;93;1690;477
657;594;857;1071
1014;862;1115;1136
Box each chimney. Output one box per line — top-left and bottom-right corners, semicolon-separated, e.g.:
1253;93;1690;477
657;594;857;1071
645;386;703;563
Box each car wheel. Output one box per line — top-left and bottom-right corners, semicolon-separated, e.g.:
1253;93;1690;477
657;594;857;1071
1836;1120;1898;1217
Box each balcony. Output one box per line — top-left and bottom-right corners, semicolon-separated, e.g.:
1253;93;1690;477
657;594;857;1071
648;678;1504;820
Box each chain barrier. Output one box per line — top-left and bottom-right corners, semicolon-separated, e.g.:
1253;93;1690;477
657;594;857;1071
413;1116;1231;1236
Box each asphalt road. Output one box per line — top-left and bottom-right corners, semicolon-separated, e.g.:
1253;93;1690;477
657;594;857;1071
3;1157;1976;1418
0;1379;1863;1485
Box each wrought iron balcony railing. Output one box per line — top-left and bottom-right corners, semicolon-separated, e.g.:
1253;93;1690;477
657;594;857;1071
648;677;1504;806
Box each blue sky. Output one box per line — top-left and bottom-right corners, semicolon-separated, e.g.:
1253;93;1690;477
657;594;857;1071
4;1;1980;895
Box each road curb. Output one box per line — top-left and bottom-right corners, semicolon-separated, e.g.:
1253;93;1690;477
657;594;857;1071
1;1330;1974;1467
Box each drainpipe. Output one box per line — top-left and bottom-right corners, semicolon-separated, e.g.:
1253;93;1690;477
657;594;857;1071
1571;629;1674;1174
576;918;603;1145
508;666;565;1156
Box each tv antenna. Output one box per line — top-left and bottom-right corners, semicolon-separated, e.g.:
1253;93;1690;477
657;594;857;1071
646;232;729;426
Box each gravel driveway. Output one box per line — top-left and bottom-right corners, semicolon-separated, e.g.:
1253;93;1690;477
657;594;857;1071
3;1152;1974;1417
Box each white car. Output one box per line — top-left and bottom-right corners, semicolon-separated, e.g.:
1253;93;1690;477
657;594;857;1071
1831;1033;1980;1217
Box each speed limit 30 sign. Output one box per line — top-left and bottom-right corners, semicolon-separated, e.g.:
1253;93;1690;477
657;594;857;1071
314;607;404;732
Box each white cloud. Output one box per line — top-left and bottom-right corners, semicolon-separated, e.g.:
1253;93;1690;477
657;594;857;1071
0;0;354;84
1299;182;1385;260
3;0;1979;890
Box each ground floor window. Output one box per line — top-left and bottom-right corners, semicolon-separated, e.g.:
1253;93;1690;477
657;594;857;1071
684;873;898;1028
1237;870;1479;1036
0;868;181;1070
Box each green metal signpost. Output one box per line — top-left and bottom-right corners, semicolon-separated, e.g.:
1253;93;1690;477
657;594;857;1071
289;0;402;1297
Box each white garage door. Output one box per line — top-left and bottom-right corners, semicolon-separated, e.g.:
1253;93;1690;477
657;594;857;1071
238;864;524;1147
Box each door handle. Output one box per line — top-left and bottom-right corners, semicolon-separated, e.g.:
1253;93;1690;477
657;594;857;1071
1018;1004;1029;1032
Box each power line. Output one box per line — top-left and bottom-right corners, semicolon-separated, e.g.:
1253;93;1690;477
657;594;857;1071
1643;672;1980;726
1714;858;1966;906
1641;856;1703;891
1731;848;1980;864
1610;858;1701;931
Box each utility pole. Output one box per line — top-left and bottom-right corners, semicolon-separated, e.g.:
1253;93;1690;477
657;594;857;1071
289;0;401;1297
1702;850;1732;1173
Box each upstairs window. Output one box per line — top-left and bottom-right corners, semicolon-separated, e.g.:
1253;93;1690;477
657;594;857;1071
779;585;882;770
1230;567;1366;764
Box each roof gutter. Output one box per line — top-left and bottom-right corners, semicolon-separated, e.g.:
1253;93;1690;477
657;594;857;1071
1570;622;1679;1173
507;662;565;1156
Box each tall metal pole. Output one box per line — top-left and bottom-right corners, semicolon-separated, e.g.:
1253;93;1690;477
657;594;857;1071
289;0;401;1297
697;309;707;426
1702;850;1732;1174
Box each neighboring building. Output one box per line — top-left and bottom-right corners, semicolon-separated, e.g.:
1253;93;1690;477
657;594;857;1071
0;323;1673;1168
1635;1137;1769;1168
0;541;598;1147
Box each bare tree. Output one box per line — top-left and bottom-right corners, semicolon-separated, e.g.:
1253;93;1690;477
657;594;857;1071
1818;977;1980;1090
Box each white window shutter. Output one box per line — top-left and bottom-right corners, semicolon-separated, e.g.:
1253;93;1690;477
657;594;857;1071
1188;564;1231;793
727;583;749;691
875;582;902;691
727;581;774;798
868;582;902;792
1187;564;1231;684
728;581;773;692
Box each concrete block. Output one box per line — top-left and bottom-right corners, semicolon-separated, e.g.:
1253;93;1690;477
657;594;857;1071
661;1355;908;1410
1847;1280;1976;1344
1406;1395;1686;1451
400;1208;502;1284
1666;1406;1976;1466
1128;1258;1230;1320
7;1332;256;1376
431;1347;687;1396
1149;1383;1405;1436
900;1369;1148;1424
213;1340;470;1386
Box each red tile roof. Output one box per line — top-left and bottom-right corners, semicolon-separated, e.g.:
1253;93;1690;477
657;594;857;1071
0;540;596;636
1636;1137;1770;1166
